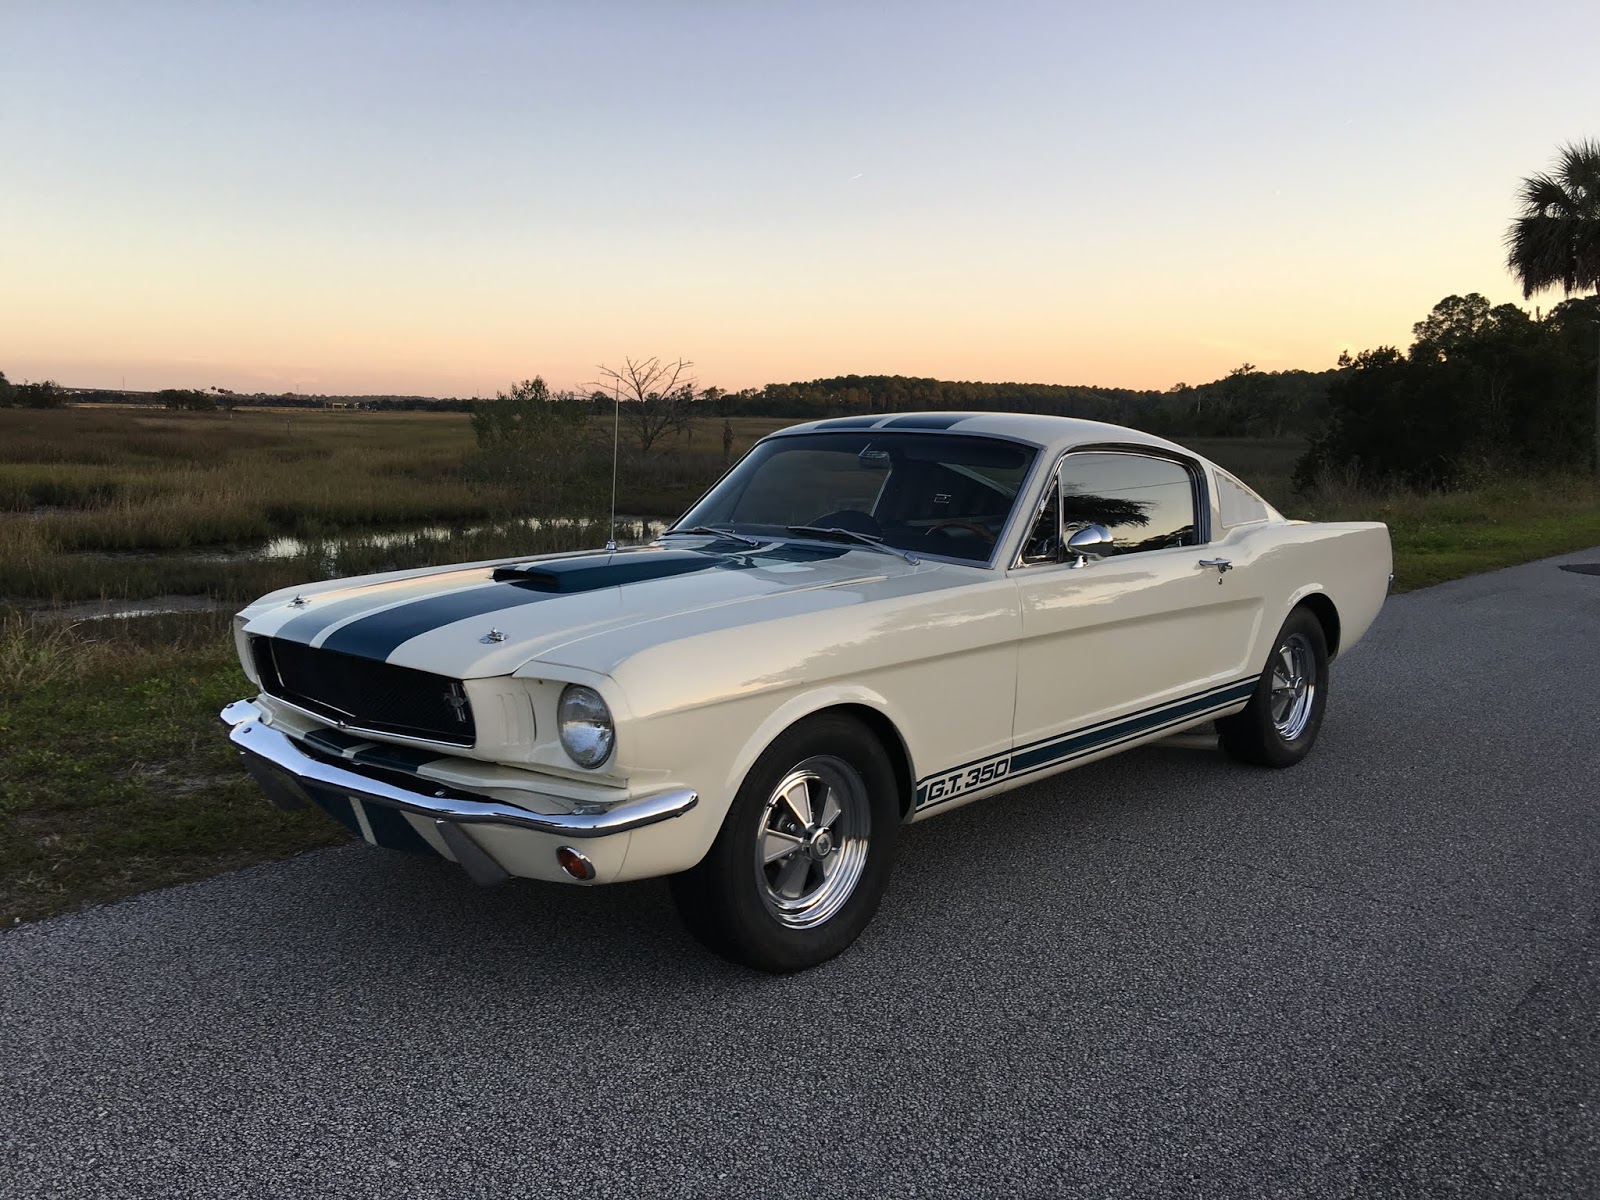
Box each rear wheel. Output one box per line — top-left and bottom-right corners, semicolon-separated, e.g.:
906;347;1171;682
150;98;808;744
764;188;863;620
1219;607;1329;767
670;714;900;973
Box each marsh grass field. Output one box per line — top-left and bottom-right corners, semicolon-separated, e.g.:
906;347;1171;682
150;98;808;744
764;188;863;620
0;407;794;605
4;405;1600;925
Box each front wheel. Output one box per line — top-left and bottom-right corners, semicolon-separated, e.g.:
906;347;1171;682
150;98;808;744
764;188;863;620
1219;607;1329;767
669;714;900;973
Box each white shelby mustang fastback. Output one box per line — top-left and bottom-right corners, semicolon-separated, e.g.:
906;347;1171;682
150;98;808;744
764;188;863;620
223;413;1392;971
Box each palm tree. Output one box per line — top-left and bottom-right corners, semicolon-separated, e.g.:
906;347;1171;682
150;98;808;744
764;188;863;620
1505;139;1600;298
1508;140;1600;474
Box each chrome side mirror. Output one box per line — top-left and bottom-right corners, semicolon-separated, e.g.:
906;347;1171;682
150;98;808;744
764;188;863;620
1065;524;1114;567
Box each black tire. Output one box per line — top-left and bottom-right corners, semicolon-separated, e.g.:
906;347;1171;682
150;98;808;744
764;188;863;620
669;713;901;973
1219;606;1329;768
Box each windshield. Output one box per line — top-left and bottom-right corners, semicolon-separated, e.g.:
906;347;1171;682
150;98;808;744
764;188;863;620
674;432;1039;563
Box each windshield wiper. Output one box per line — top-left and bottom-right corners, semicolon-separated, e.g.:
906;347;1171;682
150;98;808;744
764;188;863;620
784;525;919;564
661;525;765;549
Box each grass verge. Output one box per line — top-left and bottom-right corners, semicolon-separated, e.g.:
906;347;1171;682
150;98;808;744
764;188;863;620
1294;473;1600;590
0;613;348;926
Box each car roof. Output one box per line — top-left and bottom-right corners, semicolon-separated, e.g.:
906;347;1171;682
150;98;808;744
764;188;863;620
768;411;1197;460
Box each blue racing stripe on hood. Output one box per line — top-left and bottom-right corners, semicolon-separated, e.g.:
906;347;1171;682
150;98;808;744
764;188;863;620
317;580;559;660
313;548;735;662
288;542;857;663
274;572;481;646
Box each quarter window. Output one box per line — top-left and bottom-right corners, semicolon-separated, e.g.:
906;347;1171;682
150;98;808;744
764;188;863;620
1021;482;1061;563
1216;469;1271;527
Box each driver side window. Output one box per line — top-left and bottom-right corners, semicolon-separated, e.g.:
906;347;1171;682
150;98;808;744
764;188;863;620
1061;452;1197;553
1018;450;1200;566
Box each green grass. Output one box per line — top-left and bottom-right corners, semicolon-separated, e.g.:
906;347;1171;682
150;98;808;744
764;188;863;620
1178;436;1600;590
0;613;348;926
1295;473;1600;591
5;411;1600;928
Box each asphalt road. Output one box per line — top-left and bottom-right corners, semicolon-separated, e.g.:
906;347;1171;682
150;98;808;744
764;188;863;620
6;549;1600;1199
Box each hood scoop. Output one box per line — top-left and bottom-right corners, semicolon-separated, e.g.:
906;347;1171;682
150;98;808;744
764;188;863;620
491;549;720;593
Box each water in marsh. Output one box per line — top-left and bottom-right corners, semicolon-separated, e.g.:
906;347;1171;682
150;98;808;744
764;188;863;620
191;516;669;566
29;516;671;621
37;595;230;622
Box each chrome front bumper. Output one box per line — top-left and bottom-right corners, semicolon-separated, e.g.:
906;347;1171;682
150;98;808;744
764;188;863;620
220;698;698;885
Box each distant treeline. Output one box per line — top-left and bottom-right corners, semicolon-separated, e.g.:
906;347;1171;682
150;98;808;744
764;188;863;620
1298;292;1600;488
720;369;1333;438
11;286;1598;494
51;388;477;413
14;369;1334;438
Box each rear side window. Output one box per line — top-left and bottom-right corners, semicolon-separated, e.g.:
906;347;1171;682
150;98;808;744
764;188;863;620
1058;452;1197;553
1215;469;1271;527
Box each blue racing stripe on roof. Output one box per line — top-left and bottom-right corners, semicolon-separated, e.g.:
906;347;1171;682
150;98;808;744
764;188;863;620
878;413;970;429
811;416;887;430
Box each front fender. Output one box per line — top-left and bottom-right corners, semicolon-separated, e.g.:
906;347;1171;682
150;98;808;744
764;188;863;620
714;683;918;820
613;683;919;881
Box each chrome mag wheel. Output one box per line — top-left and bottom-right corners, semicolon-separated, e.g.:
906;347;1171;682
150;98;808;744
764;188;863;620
753;756;871;930
1270;631;1317;740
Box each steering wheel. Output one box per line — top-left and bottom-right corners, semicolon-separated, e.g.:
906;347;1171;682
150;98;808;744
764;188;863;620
924;519;997;545
807;509;883;537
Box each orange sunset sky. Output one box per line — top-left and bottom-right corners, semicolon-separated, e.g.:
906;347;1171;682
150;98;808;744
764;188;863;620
4;2;1597;398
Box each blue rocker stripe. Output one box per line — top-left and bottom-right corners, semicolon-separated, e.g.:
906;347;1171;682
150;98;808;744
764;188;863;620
1007;678;1257;777
913;676;1260;807
918;676;1257;787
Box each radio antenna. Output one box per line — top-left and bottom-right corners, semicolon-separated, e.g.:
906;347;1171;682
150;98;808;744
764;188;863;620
605;374;620;551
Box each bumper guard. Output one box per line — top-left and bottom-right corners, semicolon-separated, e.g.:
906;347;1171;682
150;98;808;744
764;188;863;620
220;699;697;885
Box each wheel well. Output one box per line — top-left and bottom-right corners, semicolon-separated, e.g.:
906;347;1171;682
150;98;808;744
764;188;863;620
817;703;916;820
1296;592;1341;659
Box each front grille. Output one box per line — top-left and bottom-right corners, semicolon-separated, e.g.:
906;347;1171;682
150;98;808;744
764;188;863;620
251;636;476;747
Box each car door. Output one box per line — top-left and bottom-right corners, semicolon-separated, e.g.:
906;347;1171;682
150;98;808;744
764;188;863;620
1008;448;1264;782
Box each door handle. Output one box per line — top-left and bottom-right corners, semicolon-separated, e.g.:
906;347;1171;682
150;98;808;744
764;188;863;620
1198;557;1233;576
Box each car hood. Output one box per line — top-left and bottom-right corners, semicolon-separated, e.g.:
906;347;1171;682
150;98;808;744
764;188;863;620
239;540;957;678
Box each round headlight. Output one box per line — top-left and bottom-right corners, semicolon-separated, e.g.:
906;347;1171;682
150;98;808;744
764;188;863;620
557;684;614;768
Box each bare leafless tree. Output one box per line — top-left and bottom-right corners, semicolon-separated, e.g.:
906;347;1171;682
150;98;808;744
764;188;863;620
594;356;696;455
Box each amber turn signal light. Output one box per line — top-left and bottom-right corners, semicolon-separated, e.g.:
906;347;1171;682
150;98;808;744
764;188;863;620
556;846;596;881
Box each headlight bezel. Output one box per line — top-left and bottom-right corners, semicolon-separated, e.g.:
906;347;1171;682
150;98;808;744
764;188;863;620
556;683;616;769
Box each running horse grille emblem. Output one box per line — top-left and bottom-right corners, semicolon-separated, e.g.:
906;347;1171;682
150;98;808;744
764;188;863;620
443;682;470;723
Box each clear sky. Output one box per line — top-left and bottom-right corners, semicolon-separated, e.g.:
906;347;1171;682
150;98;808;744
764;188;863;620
4;1;1597;397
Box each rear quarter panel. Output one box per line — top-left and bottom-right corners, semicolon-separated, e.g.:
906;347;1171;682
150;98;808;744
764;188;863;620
1231;519;1392;666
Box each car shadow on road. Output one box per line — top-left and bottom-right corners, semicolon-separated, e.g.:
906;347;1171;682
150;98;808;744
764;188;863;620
206;741;1254;997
